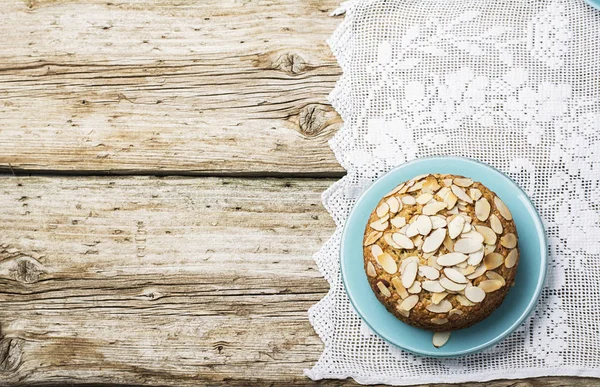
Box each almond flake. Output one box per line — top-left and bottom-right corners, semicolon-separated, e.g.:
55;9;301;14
377;281;392;297
428;255;443;270
439;276;467;291
407;181;424;192
391;276;409;299
370;218;388;231
486;271;506;286
400;256;419;272
454;178;473;187
447;206;459;215
416;215;433;236
465;286;486;302
416;193;434;205
384;233;401;249
448;215;465;239
451;185;474;204
454;238;483;254
402;261;418;288
387;196;401;214
500;233;517;249
461;222;472;234
462;230;484;244
505;249;519;268
466;263;487;279
456;294;475;306
367;262;377;277
422;280;445;293
390;216;406;228
364;231;383;246
392;233;414;249
494;196;513;220
397;307;410;318
457;203;468;212
407;281;422;294
449;309;464;316
430;317;448;325
475;225;497;245
376;202;389;217
443;234;454;253
484;244;496;255
443;178;453;187
402;195;417;205
479;280;503;293
419;265;440;280
399;294;419;311
443;191;458;210
461;214;472;224
444;268;468;284
430;216;447;229
422;179;441;194
413;235;424;249
422;228;447;253
426;299;452;313
469;188;483;201
467;247;485;266
490;214;503;234
475;198;491;221
437;187;450;199
458;265;476;275
431;292;448;304
484;252;504;270
411;174;429;182
423;201;447;215
376;252;398;274
432;331;451;348
384;183;405;198
371;244;383;258
437;252;468;266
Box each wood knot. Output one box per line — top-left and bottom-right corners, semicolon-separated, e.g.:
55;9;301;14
292;104;341;137
0;338;23;372
272;53;307;75
11;257;45;284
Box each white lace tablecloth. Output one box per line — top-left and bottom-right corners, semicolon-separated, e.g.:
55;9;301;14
305;0;600;384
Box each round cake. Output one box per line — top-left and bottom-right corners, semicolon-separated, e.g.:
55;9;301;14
363;173;519;332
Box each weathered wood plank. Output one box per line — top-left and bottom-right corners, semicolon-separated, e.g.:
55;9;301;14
0;175;595;386
0;0;344;176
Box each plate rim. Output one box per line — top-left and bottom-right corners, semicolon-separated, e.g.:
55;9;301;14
340;156;548;357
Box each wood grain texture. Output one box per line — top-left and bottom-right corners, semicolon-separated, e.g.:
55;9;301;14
0;0;344;176
0;176;595;386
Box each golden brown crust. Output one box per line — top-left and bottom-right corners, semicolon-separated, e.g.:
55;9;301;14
363;174;519;332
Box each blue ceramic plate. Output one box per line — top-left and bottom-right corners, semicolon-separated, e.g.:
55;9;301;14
341;156;547;357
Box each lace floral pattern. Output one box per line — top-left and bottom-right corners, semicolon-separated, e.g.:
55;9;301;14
307;0;600;384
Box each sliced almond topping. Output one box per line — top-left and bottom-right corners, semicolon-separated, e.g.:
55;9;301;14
376;202;389;217
400;256;419;272
376;252;398;274
428;255;443;270
432;331;451;348
444;268;468;284
398;225;409;235
484;252;504;270
449;309;464;316
407;281;422;294
461;230;484;244
426;299;452;313
484;243;496;255
364;231;383;246
466;263;487;279
387;196;401;214
453;177;473;187
423;201;447;215
439;276;467;291
456;261;468;268
456;294;475;306
431;317;448;325
465;286;486;302
422;280;445;293
505;249;519;268
490;214;503;234
391;276;409;299
371;244;383;258
451;185;473;204
486;271;506;286
475;198;491;221
430;216;447;229
467;247;485;266
415;215;433;236
397;308;410;318
479;280;503;293
384;233;401;249
443;191;458;210
401;261;418;289
431;292;448;305
442;178;453;187
392;233;414;249
367;262;377;277
500;233;517;249
447;206;459;215
443;234;454;253
422;178;441;194
448;215;465;239
469;188;483;201
461;222;472;234
437;187;450;199
457;203;468;212
405;222;419;238
422;228;447;253
494;196;513;220
413;235;424;249
461;214;473;224
416;193;434;205
402;195;417;205
407;181;424;192
370;218;388;231
475;225;497;245
390;216;406;228
376;281;392;297
437;252;468;266
419;265;440;280
411;174;429;182
399;294;419;311
454;238;483;254
458;265;476;275
384;183;405;198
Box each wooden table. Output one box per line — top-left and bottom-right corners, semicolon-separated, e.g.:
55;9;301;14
0;1;596;386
